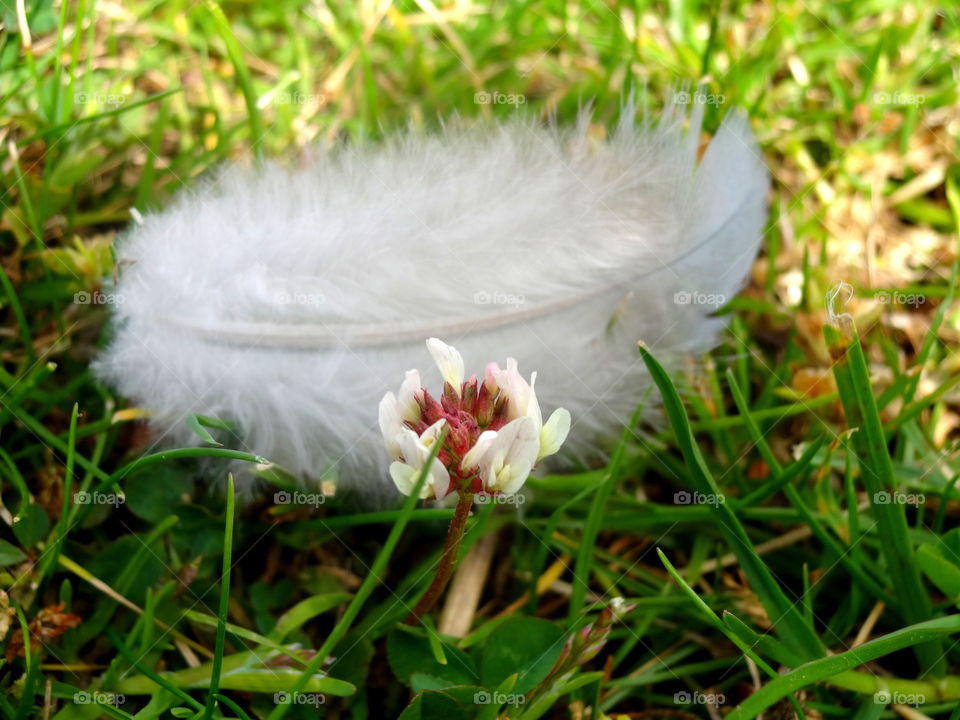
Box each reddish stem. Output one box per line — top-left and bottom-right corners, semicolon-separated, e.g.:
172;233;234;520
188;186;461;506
404;491;474;625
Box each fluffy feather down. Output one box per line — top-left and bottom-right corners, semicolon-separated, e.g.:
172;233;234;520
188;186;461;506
95;104;769;502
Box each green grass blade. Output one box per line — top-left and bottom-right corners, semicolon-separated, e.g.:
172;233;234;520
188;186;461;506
203;473;236;718
726;370;893;606
825;324;941;675
570;400;646;620
727;616;960;719
204;0;264;159
639;344;824;659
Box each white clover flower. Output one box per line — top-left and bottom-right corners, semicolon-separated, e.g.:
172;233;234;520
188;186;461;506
380;339;570;500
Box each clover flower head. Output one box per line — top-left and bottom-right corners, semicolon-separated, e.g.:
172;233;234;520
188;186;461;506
379;338;571;500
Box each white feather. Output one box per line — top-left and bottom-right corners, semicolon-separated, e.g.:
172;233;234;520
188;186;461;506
95;103;769;502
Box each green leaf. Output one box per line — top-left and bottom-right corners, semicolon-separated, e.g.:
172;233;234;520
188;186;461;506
13;503;50;548
0;539;26;567
329;632;375;697
387;628;477;689
124;466;192;522
397;690;469;720
479;617;564;695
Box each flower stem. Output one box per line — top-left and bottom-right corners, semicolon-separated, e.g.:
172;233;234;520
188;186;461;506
404;491;474;625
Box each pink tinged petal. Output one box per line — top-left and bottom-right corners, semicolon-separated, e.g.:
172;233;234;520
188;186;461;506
538;407;571;460
480;416;539;495
460;430;497;472
426;338;464;396
397;369;423;422
378;392;404;459
499;358;533;419
484;362;501;393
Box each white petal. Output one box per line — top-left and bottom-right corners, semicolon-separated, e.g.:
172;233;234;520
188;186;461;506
390;457;448;500
395;427;424;464
460;430;497;472
420;419;447;446
378;392;404;459
526;371;543;429
427;460;451;499
392;424;449;499
480;416;539;495
397;369;422;421
419;420;450;497
538;408;570;460
426;338;464;394
389;462;421;497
